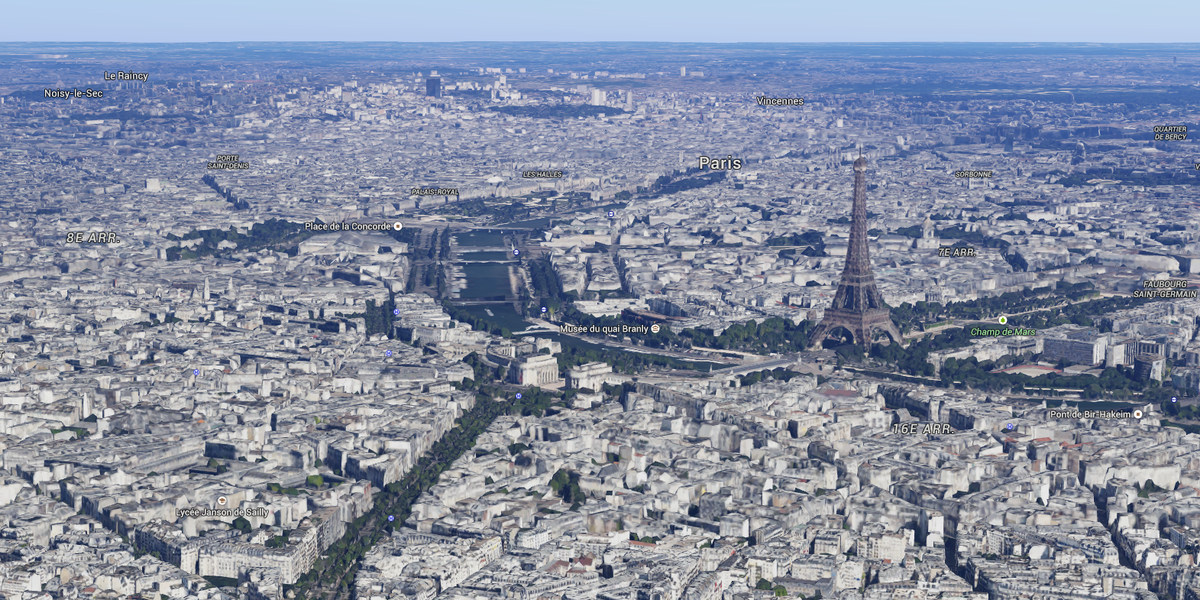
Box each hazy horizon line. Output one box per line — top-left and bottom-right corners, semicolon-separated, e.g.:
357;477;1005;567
4;40;1200;45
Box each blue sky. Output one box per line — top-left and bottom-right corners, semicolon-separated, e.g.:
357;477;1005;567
1;0;1191;43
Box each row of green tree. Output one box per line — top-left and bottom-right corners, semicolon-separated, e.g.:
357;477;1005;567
936;355;1154;396
556;342;716;375
201;174;250;210
405;264;419;293
680;318;814;354
165;219;315;261
289;375;563;600
422;227;453;260
524;255;571;317
738;368;810;388
766;230;827;256
887;281;1118;333
649;170;727;197
442;303;514;338
434;264;448;298
1160;396;1200;420
388;223;419;247
361;295;397;338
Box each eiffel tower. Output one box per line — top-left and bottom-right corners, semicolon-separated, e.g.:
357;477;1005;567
807;156;904;349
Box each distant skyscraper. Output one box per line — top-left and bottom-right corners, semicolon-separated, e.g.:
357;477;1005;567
807;157;904;350
426;78;442;98
590;89;607;106
680;67;687;77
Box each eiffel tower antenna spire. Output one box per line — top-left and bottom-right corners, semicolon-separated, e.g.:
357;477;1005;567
807;156;904;350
